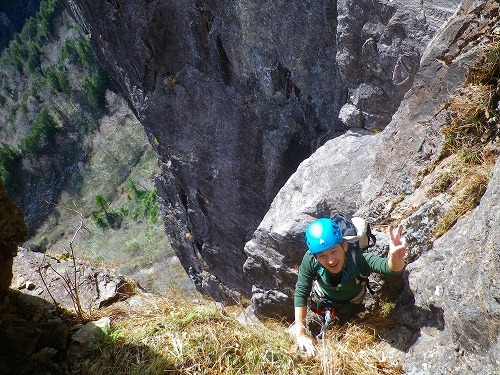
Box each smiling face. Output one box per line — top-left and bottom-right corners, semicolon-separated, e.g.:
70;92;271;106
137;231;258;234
315;240;348;274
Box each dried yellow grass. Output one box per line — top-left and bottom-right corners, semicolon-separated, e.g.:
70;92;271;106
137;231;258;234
434;168;490;238
82;294;402;375
319;323;402;375
429;37;500;238
467;39;500;85
443;84;493;154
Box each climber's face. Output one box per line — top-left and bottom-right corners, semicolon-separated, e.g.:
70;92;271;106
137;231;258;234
315;241;348;274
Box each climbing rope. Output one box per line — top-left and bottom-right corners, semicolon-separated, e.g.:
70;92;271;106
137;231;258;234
315;306;335;347
392;56;411;85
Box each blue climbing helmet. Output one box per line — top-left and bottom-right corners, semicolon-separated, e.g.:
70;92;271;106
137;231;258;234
305;218;343;254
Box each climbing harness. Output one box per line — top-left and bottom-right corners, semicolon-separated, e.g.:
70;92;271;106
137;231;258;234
315;306;336;346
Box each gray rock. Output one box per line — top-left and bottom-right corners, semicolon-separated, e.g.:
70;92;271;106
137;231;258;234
65;0;461;301
30;347;58;362
357;0;497;222
338;103;362;129
13;248;135;314
243;0;500;373
400;196;449;262
244;132;382;318
2;325;42;356
399;160;500;374
61;0;498;372
0;178;28;297
236;304;263;327
335;0;458;131
71;317;110;346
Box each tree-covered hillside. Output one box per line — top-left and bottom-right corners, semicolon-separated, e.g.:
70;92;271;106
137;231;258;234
0;0;193;295
0;0;41;50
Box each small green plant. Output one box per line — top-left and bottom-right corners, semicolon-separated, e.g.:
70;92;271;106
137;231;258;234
44;67;63;92
27;42;42;73
6;39;25;72
95;194;107;212
3;82;14;97
91;195;124;230
34;0;60;44
91;181;159;230
127;178;159;222
57;68;71;93
61;40;77;63
379;300;396;318
91;210;108;229
8;103;20;123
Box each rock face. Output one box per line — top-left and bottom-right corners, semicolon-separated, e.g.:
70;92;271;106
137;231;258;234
244;0;499;373
66;0;462;300
397;160;499;375
0;179;28;297
243;131;384;316
12;247;135;312
246;0;498;314
64;0;498;372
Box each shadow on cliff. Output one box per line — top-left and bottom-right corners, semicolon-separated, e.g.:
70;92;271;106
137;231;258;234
0;290;73;375
0;289;173;375
360;275;444;352
360;272;445;353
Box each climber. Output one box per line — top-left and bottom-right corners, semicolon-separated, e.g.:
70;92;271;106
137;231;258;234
292;217;407;356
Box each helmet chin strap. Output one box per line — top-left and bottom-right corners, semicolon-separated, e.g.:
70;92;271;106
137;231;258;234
340;240;348;252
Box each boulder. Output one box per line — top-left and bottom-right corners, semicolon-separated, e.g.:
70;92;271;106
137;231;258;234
12;248;135;313
243;131;382;318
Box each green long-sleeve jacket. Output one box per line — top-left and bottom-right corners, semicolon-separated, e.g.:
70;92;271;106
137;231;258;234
294;244;399;307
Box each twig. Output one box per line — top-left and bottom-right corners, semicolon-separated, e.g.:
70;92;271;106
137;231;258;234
36;195;90;322
37;254;61;309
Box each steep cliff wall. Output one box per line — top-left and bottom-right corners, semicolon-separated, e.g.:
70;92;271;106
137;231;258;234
66;0;462;300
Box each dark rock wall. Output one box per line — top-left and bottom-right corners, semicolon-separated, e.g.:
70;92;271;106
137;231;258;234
66;0;461;300
0;179;28;296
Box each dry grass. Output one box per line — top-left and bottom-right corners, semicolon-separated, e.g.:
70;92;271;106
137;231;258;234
80;294;402;375
442;40;500;155
319;323;402;375
442;84;494;154
434;168;490;238
467;39;500;85
429;38;500;238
